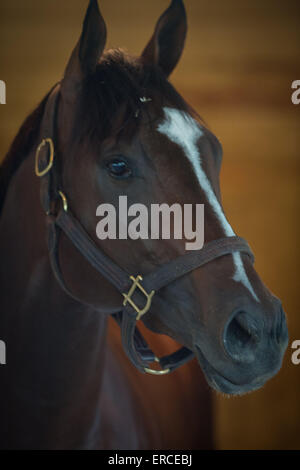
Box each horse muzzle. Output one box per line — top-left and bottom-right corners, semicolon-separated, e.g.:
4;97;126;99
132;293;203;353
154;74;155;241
194;302;288;395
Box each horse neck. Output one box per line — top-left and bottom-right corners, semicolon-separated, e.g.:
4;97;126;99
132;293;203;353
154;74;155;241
0;147;109;448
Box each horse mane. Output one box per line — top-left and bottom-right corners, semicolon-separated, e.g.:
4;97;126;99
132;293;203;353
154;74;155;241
79;48;196;143
0;49;196;215
0;87;55;215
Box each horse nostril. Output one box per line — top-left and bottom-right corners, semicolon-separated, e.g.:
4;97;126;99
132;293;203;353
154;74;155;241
223;311;261;364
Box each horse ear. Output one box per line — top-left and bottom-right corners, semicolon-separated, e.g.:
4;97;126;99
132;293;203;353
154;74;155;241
141;0;187;77
62;0;107;93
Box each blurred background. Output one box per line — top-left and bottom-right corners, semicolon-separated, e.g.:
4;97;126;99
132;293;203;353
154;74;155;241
0;0;299;450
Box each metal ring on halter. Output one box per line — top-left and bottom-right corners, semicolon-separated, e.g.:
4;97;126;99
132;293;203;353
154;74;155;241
58;191;68;212
35;138;54;177
144;357;171;375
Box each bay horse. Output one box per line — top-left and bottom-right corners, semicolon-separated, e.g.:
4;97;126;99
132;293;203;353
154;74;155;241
0;0;288;450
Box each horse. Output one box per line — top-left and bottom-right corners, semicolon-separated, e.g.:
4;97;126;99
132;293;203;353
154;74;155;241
0;0;288;450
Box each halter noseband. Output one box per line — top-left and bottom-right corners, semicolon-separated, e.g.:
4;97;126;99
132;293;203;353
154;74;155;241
35;84;255;375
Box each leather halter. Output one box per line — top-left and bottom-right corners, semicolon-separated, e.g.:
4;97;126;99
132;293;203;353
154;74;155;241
35;84;255;375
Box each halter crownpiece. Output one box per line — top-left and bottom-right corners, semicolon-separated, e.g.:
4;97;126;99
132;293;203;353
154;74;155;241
36;84;255;376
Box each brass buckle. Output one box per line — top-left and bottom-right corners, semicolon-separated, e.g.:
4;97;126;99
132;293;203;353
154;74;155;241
58;191;68;212
123;275;155;321
35;138;54;177
144;357;171;376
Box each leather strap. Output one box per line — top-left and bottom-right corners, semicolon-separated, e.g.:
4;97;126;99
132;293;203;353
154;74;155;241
36;84;61;215
36;84;255;375
50;207;254;374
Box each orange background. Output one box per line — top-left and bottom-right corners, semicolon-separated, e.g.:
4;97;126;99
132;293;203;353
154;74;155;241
0;0;299;449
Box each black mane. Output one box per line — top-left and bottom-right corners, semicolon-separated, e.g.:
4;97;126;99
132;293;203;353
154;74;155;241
0;88;53;215
80;49;193;143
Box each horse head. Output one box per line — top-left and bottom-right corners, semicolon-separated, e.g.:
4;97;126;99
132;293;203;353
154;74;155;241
48;0;288;395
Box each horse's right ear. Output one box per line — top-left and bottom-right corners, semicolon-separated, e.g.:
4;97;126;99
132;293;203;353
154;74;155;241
61;0;107;96
141;0;187;77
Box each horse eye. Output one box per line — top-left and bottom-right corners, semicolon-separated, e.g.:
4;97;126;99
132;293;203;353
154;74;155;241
106;159;132;179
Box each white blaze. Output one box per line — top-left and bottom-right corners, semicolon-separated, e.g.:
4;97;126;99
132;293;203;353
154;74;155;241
157;107;258;302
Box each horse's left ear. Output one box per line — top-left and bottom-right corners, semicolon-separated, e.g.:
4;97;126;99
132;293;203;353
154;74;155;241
62;0;107;94
141;0;187;77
